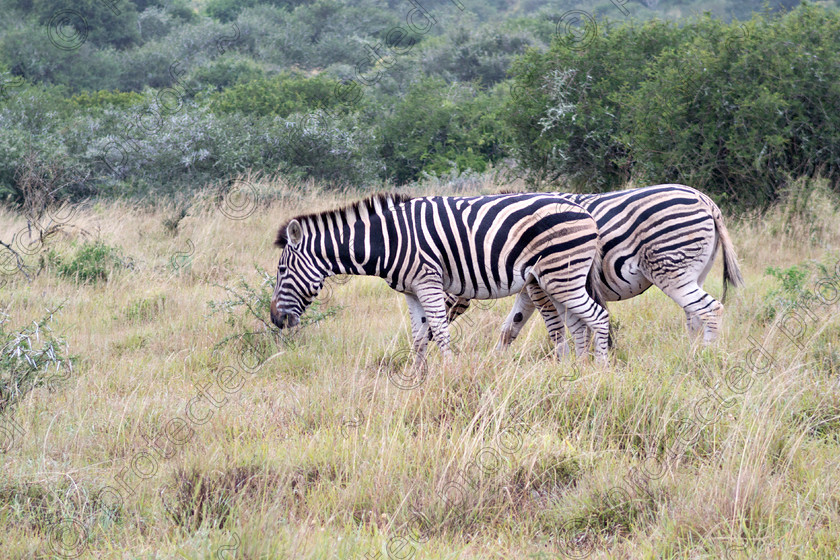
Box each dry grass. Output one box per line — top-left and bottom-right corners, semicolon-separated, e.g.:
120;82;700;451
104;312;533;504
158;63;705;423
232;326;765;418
2;176;840;559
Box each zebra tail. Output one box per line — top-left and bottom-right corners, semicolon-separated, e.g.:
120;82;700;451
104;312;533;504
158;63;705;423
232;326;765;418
712;205;745;304
586;243;613;349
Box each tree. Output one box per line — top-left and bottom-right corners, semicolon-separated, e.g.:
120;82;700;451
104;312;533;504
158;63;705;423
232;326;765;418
33;0;141;49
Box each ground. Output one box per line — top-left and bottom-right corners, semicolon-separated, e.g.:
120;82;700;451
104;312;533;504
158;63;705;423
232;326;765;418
1;177;840;559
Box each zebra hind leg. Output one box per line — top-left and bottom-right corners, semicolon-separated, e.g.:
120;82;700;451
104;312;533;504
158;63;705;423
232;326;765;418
540;284;609;364
699;301;724;344
528;283;570;359
530;288;571;359
662;283;724;345
564;313;590;360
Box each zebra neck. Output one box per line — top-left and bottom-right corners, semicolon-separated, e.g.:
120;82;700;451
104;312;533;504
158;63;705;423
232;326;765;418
302;205;394;279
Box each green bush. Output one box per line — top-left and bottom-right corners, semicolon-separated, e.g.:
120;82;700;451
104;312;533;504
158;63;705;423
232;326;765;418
621;6;840;206
188;56;265;93
208;72;342;118
507;17;698;190
55;241;129;284
207;266;341;354
205;0;304;22
0;26;124;92
419;27;536;87
68;90;144;110
379;78;510;184
32;0;141;49
506;4;840;205
1;308;71;414
760;259;836;321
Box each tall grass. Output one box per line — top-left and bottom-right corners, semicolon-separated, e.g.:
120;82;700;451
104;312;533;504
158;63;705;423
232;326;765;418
1;175;839;559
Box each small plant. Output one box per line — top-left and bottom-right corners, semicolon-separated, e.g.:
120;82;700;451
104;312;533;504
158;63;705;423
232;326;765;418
1;307;72;414
811;325;840;378
161;465;277;532
124;294;167;323
207;265;342;351
161;206;188;236
761;263;815;321
55;241;131;284
0;480;117;535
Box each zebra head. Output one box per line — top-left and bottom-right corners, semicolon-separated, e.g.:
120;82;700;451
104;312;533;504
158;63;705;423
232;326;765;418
270;218;326;329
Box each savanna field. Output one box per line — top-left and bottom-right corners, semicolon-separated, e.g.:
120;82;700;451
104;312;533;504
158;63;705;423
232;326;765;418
2;176;840;559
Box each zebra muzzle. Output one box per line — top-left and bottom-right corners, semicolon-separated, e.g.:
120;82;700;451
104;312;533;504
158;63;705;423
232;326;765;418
271;309;300;329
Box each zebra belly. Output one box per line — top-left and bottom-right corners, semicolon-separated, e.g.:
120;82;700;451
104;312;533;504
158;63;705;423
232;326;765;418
443;274;529;300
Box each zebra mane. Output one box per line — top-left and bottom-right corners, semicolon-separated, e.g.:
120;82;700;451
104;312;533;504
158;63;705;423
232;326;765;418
274;192;412;248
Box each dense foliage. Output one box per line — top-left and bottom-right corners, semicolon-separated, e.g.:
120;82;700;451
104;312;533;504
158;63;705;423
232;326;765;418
509;4;840;205
0;0;837;206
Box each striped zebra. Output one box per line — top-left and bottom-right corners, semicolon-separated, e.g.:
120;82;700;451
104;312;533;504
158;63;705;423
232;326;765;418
445;184;745;353
270;192;611;363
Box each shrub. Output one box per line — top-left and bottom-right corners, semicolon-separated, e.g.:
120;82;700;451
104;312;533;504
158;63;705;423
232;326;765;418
760;259;835;321
0;26;124;92
188;56;265;93
55;241;129;284
206;0;307;22
234;2;400;70
420;26;536;87
506;17;688;190
379;77;510;184
208;72;343;118
507;5;840;205
32;0;141;49
206;0;258;22
208;265;341;341
112;18;234;92
137;6;177;43
0;308;71;413
68;90;144;110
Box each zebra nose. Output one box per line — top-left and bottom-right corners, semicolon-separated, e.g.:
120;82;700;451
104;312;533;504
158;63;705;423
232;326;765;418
270;304;299;330
274;313;299;329
270;300;283;328
271;310;287;329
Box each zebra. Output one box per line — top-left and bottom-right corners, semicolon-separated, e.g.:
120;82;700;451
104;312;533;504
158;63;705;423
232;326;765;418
444;184;745;353
270;192;611;364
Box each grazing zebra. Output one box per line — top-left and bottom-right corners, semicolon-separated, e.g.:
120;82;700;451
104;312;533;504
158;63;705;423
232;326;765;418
270;192;611;363
445;184;745;353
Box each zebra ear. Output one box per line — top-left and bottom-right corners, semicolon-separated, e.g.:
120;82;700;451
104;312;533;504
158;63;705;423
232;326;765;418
287;219;303;247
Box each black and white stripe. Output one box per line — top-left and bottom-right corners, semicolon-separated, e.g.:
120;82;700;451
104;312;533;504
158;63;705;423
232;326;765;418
447;184;745;352
270;192;611;362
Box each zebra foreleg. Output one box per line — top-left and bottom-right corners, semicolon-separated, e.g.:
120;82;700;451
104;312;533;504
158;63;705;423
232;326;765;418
435;294;471;341
413;287;454;361
496;290;537;351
